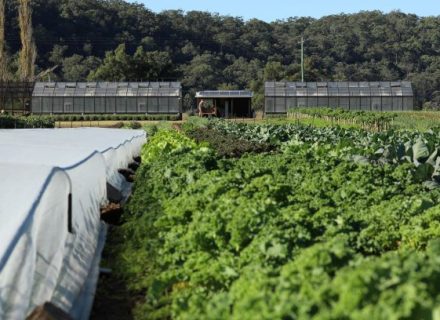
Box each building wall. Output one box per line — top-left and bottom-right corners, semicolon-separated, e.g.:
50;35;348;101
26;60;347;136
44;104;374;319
31;96;182;114
265;96;414;113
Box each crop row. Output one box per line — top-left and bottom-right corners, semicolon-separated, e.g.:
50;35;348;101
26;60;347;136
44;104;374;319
288;107;397;130
108;123;440;319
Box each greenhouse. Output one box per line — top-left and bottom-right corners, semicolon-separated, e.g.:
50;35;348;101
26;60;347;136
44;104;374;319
265;81;414;114
31;82;182;114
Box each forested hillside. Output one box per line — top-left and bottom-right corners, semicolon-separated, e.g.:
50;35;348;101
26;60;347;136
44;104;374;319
3;0;440;108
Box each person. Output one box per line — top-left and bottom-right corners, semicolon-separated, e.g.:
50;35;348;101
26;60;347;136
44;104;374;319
198;99;205;117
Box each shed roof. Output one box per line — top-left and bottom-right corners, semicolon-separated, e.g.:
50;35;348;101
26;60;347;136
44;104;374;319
196;90;253;99
33;82;182;97
265;81;413;97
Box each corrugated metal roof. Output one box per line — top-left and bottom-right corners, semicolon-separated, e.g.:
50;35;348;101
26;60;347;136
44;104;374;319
33;82;182;97
196;90;253;98
265;81;413;97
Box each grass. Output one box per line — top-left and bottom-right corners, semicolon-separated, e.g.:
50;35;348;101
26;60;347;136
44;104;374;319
392;112;440;131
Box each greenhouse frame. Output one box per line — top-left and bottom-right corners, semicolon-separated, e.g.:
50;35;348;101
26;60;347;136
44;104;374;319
31;82;182;114
265;81;414;114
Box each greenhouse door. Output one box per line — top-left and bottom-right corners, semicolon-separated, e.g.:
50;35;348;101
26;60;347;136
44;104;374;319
64;102;73;113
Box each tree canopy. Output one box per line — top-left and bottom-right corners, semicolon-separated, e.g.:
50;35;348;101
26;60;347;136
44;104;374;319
3;0;440;108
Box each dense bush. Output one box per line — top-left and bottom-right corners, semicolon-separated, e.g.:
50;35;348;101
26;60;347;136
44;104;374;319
0;115;55;128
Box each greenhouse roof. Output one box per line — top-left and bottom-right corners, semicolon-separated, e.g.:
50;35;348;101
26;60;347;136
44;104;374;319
33;82;182;97
265;81;413;97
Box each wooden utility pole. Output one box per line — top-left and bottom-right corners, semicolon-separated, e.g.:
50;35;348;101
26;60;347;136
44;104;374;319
0;0;7;81
18;0;36;81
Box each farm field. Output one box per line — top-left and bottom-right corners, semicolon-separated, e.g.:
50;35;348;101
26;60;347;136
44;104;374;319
94;116;440;319
47;110;440;132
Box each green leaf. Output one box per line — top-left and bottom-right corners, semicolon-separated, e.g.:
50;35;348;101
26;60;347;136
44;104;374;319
413;139;430;163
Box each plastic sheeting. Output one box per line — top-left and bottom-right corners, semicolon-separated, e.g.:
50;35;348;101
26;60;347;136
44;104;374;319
0;128;146;319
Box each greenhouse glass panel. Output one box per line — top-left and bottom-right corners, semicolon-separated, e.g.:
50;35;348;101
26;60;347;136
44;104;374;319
42;98;52;113
393;97;403;111
85;83;97;96
106;83;118;97
317;97;329;107
317;86;328;97
33;83;45;96
106;97;116;113
307;83;318;96
95;83;108;97
84;98;95;113
275;86;285;96
138;83;150;97
380;82;392;96
137;98;148;113
370;83;381;97
64;97;74;113
286;98;297;110
127;83;138;97
328;83;339;96
307;97;318;107
95;97;105;113
169;98;180;113
32;98;42;114
148;97;159;113
403;97;414;110
371;97;382;111
350;97;361;110
116;97;127;113
265;98;275;113
73;97;84;113
53;97;63;113
360;97;371;111
157;97;169;113
75;83;87;97
53;83;66;97
285;85;296;97
329;97;339;108
296;82;307;97
338;82;349;97
297;97;307;107
339;97;350;110
117;83;128;97
382;97;393;111
42;83;56;97
64;83;76;97
127;97;137;113
275;97;286;112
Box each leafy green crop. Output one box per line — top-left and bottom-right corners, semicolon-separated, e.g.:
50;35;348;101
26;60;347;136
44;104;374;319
108;126;440;320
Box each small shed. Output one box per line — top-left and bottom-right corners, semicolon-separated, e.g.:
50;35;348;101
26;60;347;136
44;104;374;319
195;90;253;118
31;82;182;114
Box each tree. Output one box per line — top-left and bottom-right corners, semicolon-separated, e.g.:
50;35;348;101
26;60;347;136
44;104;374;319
88;44;174;81
88;44;131;81
18;0;36;81
63;55;101;81
264;61;285;81
0;0;8;81
182;53;222;90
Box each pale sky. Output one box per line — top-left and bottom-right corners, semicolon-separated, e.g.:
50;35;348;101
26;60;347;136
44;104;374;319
132;0;439;21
